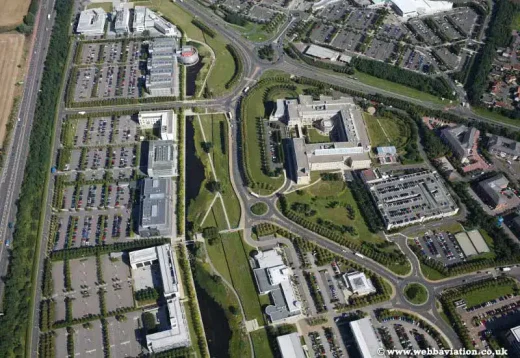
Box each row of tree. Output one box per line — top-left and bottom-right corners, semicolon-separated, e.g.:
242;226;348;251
177;109;185;235
224;44;243;90
191;19;216;38
466;0;519;103
347;177;384;233
38;332;55;358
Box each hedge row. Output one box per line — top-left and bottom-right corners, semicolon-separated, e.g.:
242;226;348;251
224;44;243;89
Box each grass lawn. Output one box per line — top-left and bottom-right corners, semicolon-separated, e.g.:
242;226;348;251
364;113;410;149
420;263;448;281
199;114;241;227
202;200;228;231
251;328;275;358
286;180;381;244
206;239;232;283
354;71;447;106
242;84;287;194
187;117;215;228
461;284;516;308
250;202;268;216
221;232;265;324
404;283;428;305
229;22;271;42
87;2;112;12
472;107;520;127
307;128;331;143
149;0;236;95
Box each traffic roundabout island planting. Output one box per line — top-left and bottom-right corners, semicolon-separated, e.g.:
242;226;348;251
250;202;268;216
403;283;429;305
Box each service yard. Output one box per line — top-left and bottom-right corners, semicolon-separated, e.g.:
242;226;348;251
0;34;25;145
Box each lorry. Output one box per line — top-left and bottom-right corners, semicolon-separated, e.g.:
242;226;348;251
501;267;511;272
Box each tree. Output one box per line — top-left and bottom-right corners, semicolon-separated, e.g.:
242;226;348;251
201;141;213;153
206;180;221;193
142;312;157;332
142;30;150;37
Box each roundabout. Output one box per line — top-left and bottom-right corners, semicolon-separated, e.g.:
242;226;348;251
250;202;268;216
403;283;429;306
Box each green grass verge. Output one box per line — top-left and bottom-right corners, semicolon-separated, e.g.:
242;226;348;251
251;328;275;358
404;283;429;305
250;202;268;216
220;232;265;324
200;114;241;227
206;239;232;283
420;263;448;281
307;128;331;143
87;2;113;12
149;0;236;95
353;71;447;106
461;284;515;308
183;303;203;358
472;106;520;127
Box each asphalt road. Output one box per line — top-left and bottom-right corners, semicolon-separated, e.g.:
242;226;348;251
0;0;57;309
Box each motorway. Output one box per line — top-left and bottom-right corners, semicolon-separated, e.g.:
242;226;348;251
6;0;520;355
0;0;57;308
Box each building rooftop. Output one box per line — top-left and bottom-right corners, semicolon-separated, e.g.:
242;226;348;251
377;146;397;155
488;135;520;157
343;271;376;296
139;178;173;237
148;140;178;178
277;333;306;358
76;8;106;35
441;125;477;160
467;230;490;254
391;0;453;16
304;44;340;60
350;317;383;358
455;232;477;257
510;325;520;342
476;174;509;208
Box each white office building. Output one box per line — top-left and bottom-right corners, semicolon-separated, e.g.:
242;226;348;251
350;317;385;358
277;333;306;358
138;110;177;141
76;8;106;36
129;245;191;352
114;4;130;34
342;271;376;296
390;0;453;19
133;6;181;37
147;140;178;178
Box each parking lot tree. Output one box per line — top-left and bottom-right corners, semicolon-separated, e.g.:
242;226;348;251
142;312;157;332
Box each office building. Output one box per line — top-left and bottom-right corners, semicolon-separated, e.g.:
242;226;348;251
129;245;190;352
133;6;181;37
365;170;458;230
475;174;509;210
114;4;130;34
252;250;302;322
390;0;453;19
138;178;174;237
138;110;177;141
147;140;178;178
350;317;385;358
342;271;376;296
506;325;520;356
440;125;478;163
76;8;106;36
277;333;306;358
146;38;180;97
271;95;371;184
488;134;520;160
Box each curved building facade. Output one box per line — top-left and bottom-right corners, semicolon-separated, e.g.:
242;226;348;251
177;46;199;66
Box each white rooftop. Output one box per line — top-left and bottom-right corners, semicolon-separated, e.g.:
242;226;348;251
305;44;339;60
350;317;384;358
76;8;106;35
510;325;520;342
146;297;191;352
391;0;453;16
344;271;376;296
255;250;284;269
277;333;306;358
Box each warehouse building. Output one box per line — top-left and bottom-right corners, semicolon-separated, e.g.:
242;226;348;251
475;174;509;210
138;110;176;141
147;140;178;178
138;178;174;237
487;134;520;160
343;271;376;296
440;125;478;163
277;333;306;358
390;0;453;19
252;250;302;322
133;6;181;37
304;44;340;61
365;170;458;230
76;8;107;36
114;4;130;34
129;245;191;352
272;95;371;184
350;317;385;358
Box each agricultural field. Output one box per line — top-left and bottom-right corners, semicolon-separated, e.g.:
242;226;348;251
0;34;25;145
0;0;31;28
